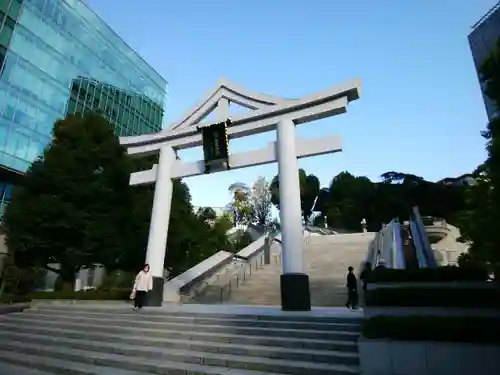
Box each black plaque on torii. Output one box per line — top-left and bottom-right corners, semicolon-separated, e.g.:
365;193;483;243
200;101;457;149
197;118;231;174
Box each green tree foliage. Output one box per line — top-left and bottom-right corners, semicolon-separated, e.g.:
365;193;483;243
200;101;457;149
272;168;465;232
250;176;273;228
3;113;233;287
312;171;466;232
3;114;133;285
270;169;320;223
457;38;500;265
227;177;276;233
228;182;253;225
161;180;230;278
196;207;217;222
213;212;235;234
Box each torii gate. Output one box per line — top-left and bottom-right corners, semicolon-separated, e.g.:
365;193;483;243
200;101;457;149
119;77;361;310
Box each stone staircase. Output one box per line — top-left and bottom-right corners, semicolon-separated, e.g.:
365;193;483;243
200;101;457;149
188;243;280;304
0;305;362;374
225;233;375;306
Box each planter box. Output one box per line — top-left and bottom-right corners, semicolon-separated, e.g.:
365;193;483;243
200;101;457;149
364;306;500;318
359;338;500;375
367;281;496;290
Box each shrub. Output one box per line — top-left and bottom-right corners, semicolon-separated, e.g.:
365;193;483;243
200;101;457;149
366;266;488;283
27;288;131;301
365;286;500;308
99;270;135;290
0;293;32;304
0;261;47;295
362;316;500;343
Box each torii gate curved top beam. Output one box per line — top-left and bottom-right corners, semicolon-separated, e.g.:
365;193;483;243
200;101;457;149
119;77;361;156
168;77;295;131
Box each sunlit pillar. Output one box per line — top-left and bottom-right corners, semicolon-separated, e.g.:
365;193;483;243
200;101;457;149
145;145;175;306
276;118;311;311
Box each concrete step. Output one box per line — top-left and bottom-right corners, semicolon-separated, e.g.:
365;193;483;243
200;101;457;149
0;320;357;352
27;306;362;324
21;309;361;331
0;362;58;375
3;313;359;341
0;330;360;366
24;301;362;323
0;339;360;375
0;349;285;375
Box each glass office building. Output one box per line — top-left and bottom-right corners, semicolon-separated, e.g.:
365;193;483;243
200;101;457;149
68;76;164;137
0;0;167;216
469;1;500;120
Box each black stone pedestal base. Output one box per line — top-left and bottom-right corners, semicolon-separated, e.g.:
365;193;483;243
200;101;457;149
280;273;311;311
146;277;164;307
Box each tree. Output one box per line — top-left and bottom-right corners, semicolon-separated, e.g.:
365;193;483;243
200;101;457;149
213;212;234;233
301;172;320;224
325;172;375;230
251;176;273;227
228;182;253;225
164;180;228;277
457;37;500;265
197;207;217;222
3;114;133;288
270;169;320;223
310;170;466;232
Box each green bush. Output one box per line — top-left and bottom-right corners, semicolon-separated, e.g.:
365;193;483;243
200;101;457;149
366;266;488;283
99;270;135;290
362;316;500;343
0;260;47;295
27;288;131;301
365;286;500;307
0;293;32;304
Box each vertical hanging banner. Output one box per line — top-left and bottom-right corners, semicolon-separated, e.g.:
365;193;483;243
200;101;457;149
198;119;231;173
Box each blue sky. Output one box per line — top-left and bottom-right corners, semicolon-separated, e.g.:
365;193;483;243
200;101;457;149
88;0;496;209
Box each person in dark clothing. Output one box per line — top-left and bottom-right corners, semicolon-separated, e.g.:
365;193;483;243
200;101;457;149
345;266;358;309
359;262;372;292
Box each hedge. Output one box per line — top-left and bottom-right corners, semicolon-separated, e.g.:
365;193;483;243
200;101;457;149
1;288;131;304
0;294;32;304
365;286;500;308
362;316;500;343
365;266;489;283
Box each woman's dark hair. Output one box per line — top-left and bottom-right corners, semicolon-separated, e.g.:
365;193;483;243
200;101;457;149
143;263;150;271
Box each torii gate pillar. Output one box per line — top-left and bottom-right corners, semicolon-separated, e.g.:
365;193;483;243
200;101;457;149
143;145;176;306
276;118;310;310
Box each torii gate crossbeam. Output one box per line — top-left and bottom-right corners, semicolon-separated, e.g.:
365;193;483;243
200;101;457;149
119;78;361;310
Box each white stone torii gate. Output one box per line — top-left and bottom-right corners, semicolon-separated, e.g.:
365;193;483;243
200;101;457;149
119;77;361;310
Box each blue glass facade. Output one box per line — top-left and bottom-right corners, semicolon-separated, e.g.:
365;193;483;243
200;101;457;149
0;0;167;216
68;76;164;136
469;1;500;120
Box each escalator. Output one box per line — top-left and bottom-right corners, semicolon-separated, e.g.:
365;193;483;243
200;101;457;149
400;225;419;269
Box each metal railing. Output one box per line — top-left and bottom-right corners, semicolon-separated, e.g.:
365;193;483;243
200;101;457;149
217;251;282;303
